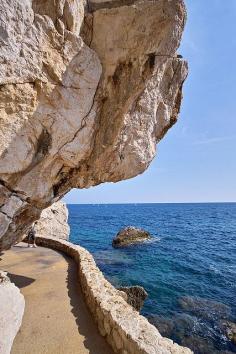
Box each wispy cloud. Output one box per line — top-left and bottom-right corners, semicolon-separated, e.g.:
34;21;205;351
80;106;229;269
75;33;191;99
193;135;236;146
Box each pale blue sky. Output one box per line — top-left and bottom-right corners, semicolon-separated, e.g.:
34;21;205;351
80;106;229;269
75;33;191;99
64;0;236;204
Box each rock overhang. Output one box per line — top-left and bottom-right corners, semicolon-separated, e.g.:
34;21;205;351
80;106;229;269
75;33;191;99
0;0;188;250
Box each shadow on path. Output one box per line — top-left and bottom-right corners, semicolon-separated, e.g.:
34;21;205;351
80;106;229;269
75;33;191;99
62;253;113;354
7;272;35;288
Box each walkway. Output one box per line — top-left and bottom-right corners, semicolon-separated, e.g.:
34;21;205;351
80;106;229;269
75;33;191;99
0;243;114;354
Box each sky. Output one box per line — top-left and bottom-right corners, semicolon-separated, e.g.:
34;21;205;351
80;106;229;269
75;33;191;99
64;0;236;204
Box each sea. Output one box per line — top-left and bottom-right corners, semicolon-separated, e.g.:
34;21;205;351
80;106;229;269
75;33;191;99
68;203;236;354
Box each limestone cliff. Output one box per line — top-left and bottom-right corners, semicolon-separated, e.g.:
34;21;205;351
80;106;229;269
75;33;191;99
34;201;70;240
0;0;188;250
0;271;25;354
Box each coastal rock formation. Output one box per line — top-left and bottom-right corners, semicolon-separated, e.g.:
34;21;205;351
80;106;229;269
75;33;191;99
112;226;151;247
118;285;148;311
178;296;231;321
0;271;25;354
220;321;236;345
34;201;70;240
0;0;188;250
148;315;175;338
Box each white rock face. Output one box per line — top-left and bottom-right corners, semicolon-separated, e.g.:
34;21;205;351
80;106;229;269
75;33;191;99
34;201;70;240
0;0;188;250
0;271;25;354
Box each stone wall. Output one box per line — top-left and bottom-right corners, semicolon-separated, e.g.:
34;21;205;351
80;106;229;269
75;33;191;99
36;236;192;354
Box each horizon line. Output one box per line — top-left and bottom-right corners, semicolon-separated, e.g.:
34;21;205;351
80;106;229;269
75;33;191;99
65;201;236;205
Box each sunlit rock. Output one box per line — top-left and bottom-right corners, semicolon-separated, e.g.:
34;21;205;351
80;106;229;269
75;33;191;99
0;0;188;250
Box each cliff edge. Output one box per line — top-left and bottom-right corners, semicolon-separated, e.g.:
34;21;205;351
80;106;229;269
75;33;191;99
0;0;188;250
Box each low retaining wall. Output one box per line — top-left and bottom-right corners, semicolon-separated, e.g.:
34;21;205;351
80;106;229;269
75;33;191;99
37;236;192;354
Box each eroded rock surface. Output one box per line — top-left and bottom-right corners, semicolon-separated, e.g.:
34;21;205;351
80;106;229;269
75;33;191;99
0;0;188;250
0;271;25;354
220;321;236;345
34;201;70;240
118;285;148;311
112;226;151;247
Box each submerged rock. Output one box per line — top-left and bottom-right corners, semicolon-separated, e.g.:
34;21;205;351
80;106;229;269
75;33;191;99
112;226;151;248
178;296;231;321
117;285;148;311
181;335;217;354
148;315;174;338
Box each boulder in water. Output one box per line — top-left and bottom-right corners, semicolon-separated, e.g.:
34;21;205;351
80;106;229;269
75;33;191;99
220;320;236;345
117;286;148;312
112;226;151;248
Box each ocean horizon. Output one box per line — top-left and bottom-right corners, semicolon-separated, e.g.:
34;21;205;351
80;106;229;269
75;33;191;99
67;201;236;205
68;202;236;354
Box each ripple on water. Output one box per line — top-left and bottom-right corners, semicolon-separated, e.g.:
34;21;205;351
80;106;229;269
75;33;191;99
94;249;133;266
68;203;236;354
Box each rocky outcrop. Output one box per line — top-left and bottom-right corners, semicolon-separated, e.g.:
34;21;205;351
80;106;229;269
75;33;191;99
0;271;25;354
118;285;148;311
220;321;236;345
0;0;188;250
112;226;151;247
34;201;70;240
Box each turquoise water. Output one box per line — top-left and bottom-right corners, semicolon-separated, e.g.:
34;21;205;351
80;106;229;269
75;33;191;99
68;203;236;353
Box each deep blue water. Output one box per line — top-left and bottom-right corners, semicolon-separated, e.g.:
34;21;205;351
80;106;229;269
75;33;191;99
68;203;236;353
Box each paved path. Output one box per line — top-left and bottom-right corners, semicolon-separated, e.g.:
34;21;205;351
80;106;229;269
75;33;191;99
0;243;114;354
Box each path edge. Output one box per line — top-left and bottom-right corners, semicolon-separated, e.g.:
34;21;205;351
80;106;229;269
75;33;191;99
36;236;192;354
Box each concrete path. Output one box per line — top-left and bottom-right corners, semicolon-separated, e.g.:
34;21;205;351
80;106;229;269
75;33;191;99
0;243;114;354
